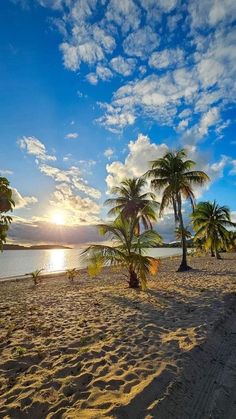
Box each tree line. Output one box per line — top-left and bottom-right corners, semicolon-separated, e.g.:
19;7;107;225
84;149;236;288
1;149;235;289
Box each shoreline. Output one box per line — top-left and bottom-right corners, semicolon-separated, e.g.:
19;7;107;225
0;250;184;283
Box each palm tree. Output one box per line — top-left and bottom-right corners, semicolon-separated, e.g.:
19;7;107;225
105;178;159;234
29;269;43;286
66;268;79;282
226;231;236;251
145;149;209;271
192;201;236;259
0;177;15;250
83;215;162;289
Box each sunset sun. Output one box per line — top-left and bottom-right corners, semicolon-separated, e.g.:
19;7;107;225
51;212;65;225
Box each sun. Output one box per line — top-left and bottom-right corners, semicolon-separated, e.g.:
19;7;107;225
51;212;65;225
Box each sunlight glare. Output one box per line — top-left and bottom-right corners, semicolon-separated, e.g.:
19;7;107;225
51;212;65;225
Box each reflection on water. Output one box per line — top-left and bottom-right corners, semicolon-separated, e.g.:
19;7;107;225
49;249;65;272
0;247;183;279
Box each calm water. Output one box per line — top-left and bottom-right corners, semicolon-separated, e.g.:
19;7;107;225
0;247;182;279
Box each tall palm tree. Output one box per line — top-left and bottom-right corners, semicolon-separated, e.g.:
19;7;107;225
192;201;236;259
145;149;209;271
105;178;159;234
0;177;15;250
83;215;162;289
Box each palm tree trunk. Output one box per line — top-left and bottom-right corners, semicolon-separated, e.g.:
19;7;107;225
215;248;221;259
128;266;139;288
211;246;215;257
172;195;178;224
176;194;192;272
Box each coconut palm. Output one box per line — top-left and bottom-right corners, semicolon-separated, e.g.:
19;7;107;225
29;269;43;286
145;149;209;271
0;177;15;250
83;215;162;289
192;201;236;259
105;177;159;234
226;231;236;251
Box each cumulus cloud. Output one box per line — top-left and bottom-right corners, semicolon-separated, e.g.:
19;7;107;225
123;26;160;58
189;0;236;29
149;48;184;69
11;188;38;209
106;134;168;191
39;164;101;200
182;107;220;144
18;136;56;161
96;103;136;133
104;148;114;160
86;64;113;84
106;134;229;200
105;0;141;34
110;56;136;76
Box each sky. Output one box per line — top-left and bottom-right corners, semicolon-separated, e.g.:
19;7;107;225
0;0;236;245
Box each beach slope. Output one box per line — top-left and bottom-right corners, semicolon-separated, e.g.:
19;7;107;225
0;254;236;418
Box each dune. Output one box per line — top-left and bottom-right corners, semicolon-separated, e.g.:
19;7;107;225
0;253;236;418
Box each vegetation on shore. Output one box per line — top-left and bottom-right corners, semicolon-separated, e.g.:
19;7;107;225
1;149;235;288
83;148;235;288
0;178;15;250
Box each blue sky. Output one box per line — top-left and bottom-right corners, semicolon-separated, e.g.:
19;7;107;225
0;0;236;245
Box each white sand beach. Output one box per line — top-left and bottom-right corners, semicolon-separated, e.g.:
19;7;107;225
0;253;236;418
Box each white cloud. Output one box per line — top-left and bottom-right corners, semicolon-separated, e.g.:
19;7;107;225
65;132;79;139
86;64;113;84
106;134;229;201
189;0;236;29
97;104;136;133
39;163;101;199
60;20;116;71
106;134;168;191
0;169;13;176
11;188;38;209
229;160;236;175
99;69;199;130
105;0;141;34
182;107;220;144
18;136;56;161
104;148;114;159
149;48;184;70
110;56;136;76
123;26;160;58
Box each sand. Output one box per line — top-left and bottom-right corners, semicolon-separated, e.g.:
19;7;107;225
0;253;236;418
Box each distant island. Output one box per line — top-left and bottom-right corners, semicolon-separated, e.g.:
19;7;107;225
3;244;72;250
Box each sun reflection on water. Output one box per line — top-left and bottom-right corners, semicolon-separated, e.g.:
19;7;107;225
49;249;65;272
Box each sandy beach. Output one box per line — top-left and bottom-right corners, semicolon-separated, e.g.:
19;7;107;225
0;253;236;418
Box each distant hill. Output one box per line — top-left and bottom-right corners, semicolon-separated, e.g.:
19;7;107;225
3;244;72;250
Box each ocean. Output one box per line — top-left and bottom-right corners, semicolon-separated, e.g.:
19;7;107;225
0;247;183;279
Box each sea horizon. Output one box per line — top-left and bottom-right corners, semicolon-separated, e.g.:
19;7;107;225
0;247;183;279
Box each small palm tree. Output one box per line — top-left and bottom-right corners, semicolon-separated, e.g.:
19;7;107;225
192;201;236;259
83;215;162;289
30;269;43;285
105;177;159;234
226;231;236;251
0;177;15;250
145;149;209;271
66;268;79;282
